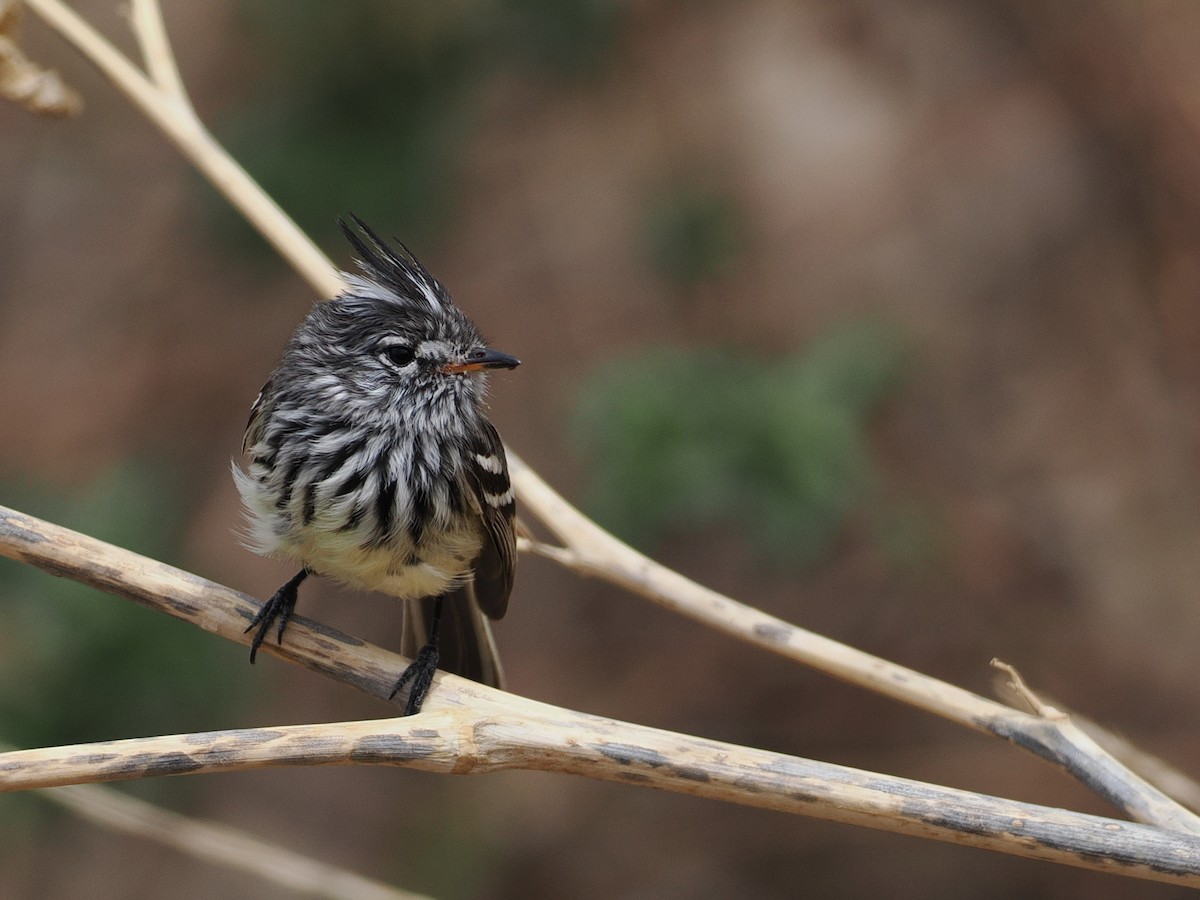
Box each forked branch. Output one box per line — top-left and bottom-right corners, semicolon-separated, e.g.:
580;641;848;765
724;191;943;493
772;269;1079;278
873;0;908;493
5;0;1200;887
1;505;1200;888
511;458;1200;832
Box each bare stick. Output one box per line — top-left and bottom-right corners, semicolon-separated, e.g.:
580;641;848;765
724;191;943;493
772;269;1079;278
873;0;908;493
36;779;424;900
1076;719;1200;816
3;505;1194;890
15;1;1181;821
990;662;1200;816
21;0;342;298
126;0;190;113
3;713;1200;888
507;457;1200;833
0;504;405;701
510;456;1007;721
11;0;1200;862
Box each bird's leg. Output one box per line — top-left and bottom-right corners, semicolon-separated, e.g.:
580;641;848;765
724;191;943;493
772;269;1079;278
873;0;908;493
245;568;309;663
391;597;444;716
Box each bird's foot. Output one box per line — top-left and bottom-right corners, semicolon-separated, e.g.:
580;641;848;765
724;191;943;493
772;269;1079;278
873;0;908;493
391;642;440;716
245;569;308;663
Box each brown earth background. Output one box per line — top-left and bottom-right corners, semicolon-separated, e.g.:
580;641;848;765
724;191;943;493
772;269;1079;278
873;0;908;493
3;1;1200;897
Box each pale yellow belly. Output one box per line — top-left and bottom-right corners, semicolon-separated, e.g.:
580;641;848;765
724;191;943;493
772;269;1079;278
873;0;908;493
287;524;484;600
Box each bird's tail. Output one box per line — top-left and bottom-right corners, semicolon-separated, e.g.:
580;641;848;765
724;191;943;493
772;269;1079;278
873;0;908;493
402;583;505;689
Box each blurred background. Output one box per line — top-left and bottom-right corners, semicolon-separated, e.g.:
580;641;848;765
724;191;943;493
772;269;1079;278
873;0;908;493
3;0;1200;897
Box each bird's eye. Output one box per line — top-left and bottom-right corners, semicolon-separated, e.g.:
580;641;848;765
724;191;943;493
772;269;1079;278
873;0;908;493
380;345;416;368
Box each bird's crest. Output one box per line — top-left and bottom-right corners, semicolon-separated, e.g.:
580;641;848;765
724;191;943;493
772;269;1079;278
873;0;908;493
337;214;452;314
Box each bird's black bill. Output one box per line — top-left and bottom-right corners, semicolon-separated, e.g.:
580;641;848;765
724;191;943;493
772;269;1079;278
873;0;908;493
443;348;521;374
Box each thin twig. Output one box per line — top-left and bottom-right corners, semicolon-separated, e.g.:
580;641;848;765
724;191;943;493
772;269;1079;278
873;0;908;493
1076;719;1200;816
10;0;1200;877
18;0;1187;824
126;0;190;113
988;667;1200;816
37;779;424;900
509;453;1015;722
22;0;341;298
10;0;1200;828
4;707;1200;887
505;455;1200;833
992;658;1063;719
2;503;1200;886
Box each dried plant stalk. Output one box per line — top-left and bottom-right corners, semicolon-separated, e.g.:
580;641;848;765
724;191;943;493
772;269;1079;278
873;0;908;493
0;0;80;115
2;504;1200;887
36;777;424;900
7;0;1200;890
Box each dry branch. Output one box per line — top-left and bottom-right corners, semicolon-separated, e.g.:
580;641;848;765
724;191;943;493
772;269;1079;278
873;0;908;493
12;1;1194;832
3;504;1200;887
8;722;1200;887
125;0;190;114
20;0;340;297
7;0;1200;888
35;777;424;900
511;455;1200;833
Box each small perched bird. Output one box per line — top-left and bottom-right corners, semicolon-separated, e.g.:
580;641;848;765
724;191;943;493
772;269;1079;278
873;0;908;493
234;216;519;714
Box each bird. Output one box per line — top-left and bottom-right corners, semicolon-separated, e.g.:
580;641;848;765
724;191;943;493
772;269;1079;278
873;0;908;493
233;215;519;715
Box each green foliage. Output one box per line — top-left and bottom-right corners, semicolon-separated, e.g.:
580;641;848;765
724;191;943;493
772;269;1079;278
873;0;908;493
870;499;938;575
494;0;620;76
0;464;245;751
643;181;743;288
571;322;907;567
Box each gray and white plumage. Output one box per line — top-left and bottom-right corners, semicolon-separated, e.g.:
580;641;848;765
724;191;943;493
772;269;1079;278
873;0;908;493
234;216;517;688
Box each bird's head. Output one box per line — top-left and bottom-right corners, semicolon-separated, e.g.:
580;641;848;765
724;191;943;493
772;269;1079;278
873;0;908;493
281;216;519;428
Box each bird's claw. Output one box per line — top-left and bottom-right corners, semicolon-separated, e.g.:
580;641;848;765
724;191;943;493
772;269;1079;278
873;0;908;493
391;643;440;715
